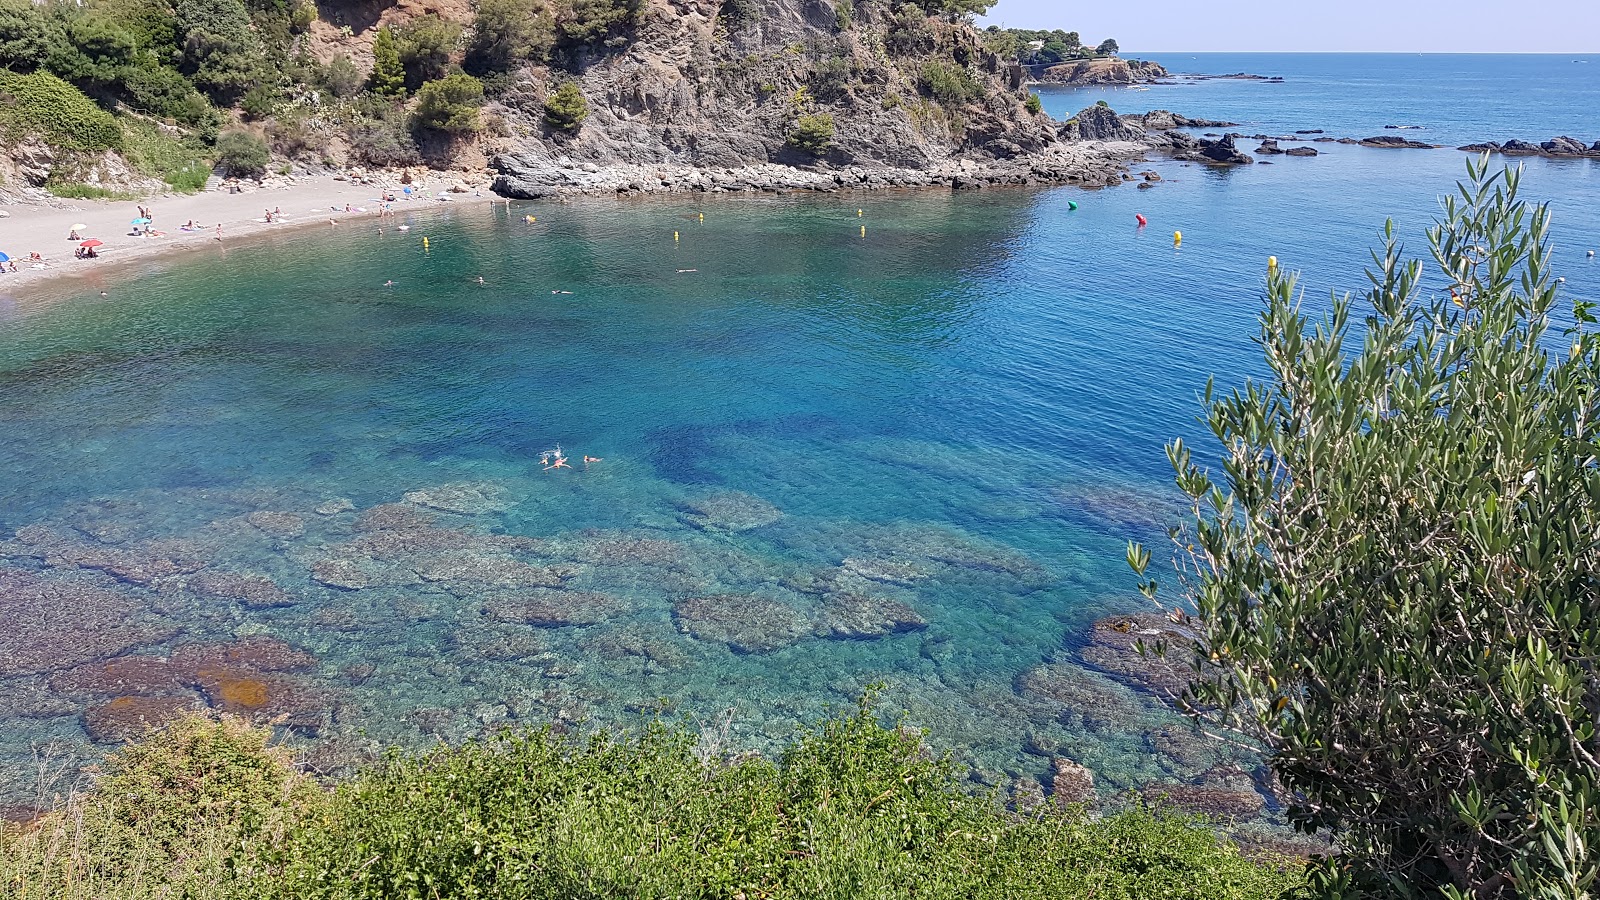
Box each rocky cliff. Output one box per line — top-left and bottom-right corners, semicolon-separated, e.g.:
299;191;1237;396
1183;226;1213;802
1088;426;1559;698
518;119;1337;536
480;0;1137;196
1034;57;1167;85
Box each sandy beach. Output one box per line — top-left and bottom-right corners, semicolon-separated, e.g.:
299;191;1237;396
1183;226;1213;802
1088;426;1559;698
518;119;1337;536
0;174;501;298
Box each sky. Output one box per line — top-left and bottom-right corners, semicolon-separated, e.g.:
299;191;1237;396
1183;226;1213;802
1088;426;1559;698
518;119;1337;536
978;0;1600;53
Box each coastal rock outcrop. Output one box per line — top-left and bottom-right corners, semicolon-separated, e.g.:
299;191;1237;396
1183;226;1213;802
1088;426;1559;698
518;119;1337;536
1283;146;1319;157
1359;135;1439;149
1173;134;1253;165
1064;105;1146;142
1255;139;1284;155
1035;57;1169;86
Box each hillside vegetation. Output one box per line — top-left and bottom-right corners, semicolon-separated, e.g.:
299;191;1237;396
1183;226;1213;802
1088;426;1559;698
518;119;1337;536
0;706;1303;899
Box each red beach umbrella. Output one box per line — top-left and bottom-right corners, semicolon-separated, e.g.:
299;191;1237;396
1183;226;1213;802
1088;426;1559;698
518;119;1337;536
79;239;103;248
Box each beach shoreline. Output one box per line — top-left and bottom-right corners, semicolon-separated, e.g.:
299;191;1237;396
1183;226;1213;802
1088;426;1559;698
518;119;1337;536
0;175;503;304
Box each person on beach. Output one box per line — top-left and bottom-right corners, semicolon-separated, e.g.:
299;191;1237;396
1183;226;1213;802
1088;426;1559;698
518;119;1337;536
215;224;223;240
264;209;273;223
69;228;80;241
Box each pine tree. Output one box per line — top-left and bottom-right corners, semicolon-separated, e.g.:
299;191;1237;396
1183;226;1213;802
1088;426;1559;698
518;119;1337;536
369;26;406;98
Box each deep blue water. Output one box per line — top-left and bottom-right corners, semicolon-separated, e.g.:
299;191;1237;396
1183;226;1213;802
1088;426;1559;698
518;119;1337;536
2;54;1599;807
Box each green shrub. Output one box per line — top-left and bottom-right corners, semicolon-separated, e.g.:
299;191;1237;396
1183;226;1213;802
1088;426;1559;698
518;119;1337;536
465;0;552;73
174;0;262;102
809;54;852;101
121;66;222;133
266;114;327;159
787;111;834;155
214;128;269;176
368;25;406;97
0;0;59;72
0;70;123;152
45;16;138;87
719;0;760;29
1025;91;1042;114
394;13;461;89
346;116;421;166
1130;157;1600;896
239;82;277;119
411;72;484;133
316;53;363;98
919;59;981;105
258;697;1298;899
121;115;213;191
834;0;852;30
45;182;136;199
542;79;587;131
555;0;641;50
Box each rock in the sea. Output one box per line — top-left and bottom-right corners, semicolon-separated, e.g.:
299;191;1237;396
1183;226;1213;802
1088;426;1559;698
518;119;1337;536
1076;612;1200;698
402;482;510;515
1499;139;1543;155
1145;766;1267;820
814;592;926;640
677;491;783;532
245;510;305;538
1283;146;1319;157
0;568;174;676
483;589;623;627
1066;105;1146;142
1014;658;1146;728
1541;136;1589;156
1458;141;1501;152
1175;134;1254;165
673;594;810;653
83;695;198;743
1050;757;1097;805
315;498;355;516
1359;135;1438;149
1254;139;1284;155
186;570;297;608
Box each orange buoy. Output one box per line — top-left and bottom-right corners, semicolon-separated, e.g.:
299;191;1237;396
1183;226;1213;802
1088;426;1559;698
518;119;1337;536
1136;214;1148;227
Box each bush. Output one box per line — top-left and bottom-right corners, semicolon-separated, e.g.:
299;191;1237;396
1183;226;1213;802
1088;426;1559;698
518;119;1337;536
214;128;269;176
465;0;552;73
1025;91;1042;114
919;60;981;105
368;26;406;97
394;13;462;90
1130;158;1600;896
121;66;222;133
0;70;123;152
174;0;262;102
787;112;834;155
267;114;327;158
239;82;277;119
45;16;138;88
542;79;587;131
555;0;642;50
121;115;213;191
0;0;59;72
318;53;364;98
834;0;852;29
45;182;137;199
809;54;852;101
346;116;420;166
0;715;309;898
719;0;760;29
411;72;484;133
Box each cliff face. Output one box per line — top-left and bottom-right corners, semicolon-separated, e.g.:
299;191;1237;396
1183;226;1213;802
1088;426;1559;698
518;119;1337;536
485;0;1058;173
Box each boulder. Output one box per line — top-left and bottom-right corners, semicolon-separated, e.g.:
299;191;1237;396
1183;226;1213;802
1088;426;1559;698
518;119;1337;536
1050;757;1097;805
1067;105;1146;142
1175;134;1253;165
1541;136;1588;156
813;592;926;639
1458;142;1501;152
1359;135;1437;149
673;594;811;653
1500;139;1542;155
1283;146;1319;157
1076;612;1200;698
1255;139;1284;155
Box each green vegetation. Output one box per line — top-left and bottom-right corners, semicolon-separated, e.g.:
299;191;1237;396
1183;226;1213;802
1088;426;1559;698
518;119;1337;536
121;116;213;191
543;80;588;131
1130;158;1600;896
45;181;136;200
465;0;553;74
213;129;269;176
555;0;643;51
0;70;122;152
1025;91;1042;115
412;72;485;133
2;706;1300;899
982;27;1121;66
718;0;761;29
368;26;407;98
394;13;462;90
918;59;982;105
787;112;835;155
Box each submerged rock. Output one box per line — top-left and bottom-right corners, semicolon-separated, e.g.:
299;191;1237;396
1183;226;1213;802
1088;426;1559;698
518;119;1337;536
83;695;199;743
814;593;927;640
185;570;297;609
677;491;784;532
245;510;306;538
673;594;811;653
402;482;511;515
1014;658;1146;729
483;589;624;627
0;568;174;676
1076;612;1200;699
1050;757;1097;805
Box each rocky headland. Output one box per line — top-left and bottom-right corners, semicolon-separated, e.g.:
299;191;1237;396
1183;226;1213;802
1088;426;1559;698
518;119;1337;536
1031;57;1168;85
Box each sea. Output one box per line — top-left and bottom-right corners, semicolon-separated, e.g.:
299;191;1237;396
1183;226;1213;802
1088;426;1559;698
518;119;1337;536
0;53;1597;808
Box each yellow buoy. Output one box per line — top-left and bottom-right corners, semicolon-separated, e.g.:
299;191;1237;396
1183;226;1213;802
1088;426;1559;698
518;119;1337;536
422;237;429;250
860;225;866;237
857;209;863;217
698;213;704;222
1173;230;1182;247
674;231;679;241
1268;255;1278;270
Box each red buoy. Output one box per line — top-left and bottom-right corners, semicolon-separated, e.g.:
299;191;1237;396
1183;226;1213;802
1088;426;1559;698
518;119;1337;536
1136;214;1148;227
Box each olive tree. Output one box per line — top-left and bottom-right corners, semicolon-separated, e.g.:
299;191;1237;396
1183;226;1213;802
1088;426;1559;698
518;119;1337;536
1130;158;1600;898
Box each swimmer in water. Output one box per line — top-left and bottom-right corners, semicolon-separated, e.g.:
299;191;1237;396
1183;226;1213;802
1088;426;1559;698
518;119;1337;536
544;456;571;471
550;290;573;295
677;269;697;273
474;276;486;284
583;455;601;464
384;280;396;287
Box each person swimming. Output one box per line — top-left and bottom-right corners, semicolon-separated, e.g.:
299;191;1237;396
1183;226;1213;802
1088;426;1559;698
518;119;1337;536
583;456;601;464
544;456;571;470
474;276;486;284
384;280;396;286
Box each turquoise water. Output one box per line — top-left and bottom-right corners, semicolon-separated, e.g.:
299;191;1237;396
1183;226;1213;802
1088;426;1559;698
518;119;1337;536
3;55;1600;808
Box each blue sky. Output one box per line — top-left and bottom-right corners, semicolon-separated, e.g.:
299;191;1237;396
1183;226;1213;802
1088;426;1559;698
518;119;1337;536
979;1;1600;53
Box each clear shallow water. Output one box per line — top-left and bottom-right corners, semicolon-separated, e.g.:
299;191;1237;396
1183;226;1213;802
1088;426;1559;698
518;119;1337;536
2;55;1600;810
